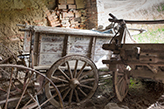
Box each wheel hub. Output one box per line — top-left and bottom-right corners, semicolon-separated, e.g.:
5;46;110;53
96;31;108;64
69;78;80;89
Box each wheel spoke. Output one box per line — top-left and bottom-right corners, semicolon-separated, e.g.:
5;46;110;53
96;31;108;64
0;67;10;77
27;93;40;108
79;84;92;89
39;86;68;109
77;62;87;79
51;76;68;83
73;60;78;78
0;96;25;105
79;70;93;80
117;72;124;76
16;72;34;109
78;87;87;97
22;98;32;108
51;87;69;99
56;84;68;88
80;78;95;83
45;55;98;107
116;76;124;86
66;61;73;79
121;80;126;96
114;64;130;102
75;89;80;103
125;73;130;84
118;83;123;96
58;67;70;80
62;88;71;100
5;67;13;109
68;89;73;105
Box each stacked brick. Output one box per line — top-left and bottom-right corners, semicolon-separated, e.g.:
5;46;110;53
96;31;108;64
45;0;87;29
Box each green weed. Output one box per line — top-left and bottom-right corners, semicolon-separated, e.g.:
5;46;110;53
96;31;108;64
157;3;164;12
133;26;164;43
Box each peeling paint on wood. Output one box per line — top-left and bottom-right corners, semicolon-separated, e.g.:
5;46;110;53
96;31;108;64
24;30;112;68
67;36;91;55
94;37;111;63
23;32;31;52
39;53;62;66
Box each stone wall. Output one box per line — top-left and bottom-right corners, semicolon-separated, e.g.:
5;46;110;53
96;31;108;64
86;0;98;29
0;0;98;54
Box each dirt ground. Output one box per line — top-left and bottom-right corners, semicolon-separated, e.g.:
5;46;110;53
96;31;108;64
67;72;164;109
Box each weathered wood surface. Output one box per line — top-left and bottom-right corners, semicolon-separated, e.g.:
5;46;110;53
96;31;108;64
103;43;164;50
23;32;111;67
21;24;113;68
108;19;164;24
19;25;114;37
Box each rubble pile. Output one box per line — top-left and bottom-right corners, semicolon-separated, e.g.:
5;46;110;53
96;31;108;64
45;0;87;29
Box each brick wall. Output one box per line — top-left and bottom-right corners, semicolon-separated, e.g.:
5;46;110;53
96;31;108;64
86;0;98;29
45;0;98;29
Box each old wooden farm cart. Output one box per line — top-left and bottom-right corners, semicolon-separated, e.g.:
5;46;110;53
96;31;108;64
102;14;164;102
0;43;64;108
17;24;114;107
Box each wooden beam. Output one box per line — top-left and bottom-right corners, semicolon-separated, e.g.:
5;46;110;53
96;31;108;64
18;25;114;38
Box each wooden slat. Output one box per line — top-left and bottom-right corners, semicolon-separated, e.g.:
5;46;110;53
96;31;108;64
62;35;68;57
109;19;164;24
19;25;114;38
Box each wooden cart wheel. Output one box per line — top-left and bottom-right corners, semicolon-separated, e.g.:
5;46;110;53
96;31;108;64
0;64;64;109
45;55;98;107
113;64;130;102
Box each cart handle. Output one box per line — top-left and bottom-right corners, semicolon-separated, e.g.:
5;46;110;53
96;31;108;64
108;13;164;24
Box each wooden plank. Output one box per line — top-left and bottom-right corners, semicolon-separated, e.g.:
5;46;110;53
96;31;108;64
39;34;65;66
34;33;41;66
67;36;91;54
67;0;75;4
59;0;67;4
62;35;68;57
103;43;164;51
93;37;111;63
19;25;114;37
88;37;96;60
39;53;62;66
109;19;164;24
23;32;31;52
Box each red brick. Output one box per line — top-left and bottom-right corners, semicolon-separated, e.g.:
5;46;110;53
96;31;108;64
62;12;74;18
49;21;61;27
67;0;75;4
58;5;67;9
74;11;81;18
68;5;76;9
47;14;57;22
70;19;79;24
45;10;51;16
59;0;67;4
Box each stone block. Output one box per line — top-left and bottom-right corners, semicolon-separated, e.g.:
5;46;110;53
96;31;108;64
67;0;75;4
58;5;67;9
59;0;67;4
68;5;76;9
62;12;74;18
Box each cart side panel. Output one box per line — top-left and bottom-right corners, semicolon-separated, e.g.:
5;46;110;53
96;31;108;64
93;37;111;68
67;36;91;56
39;33;65;66
23;32;31;52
